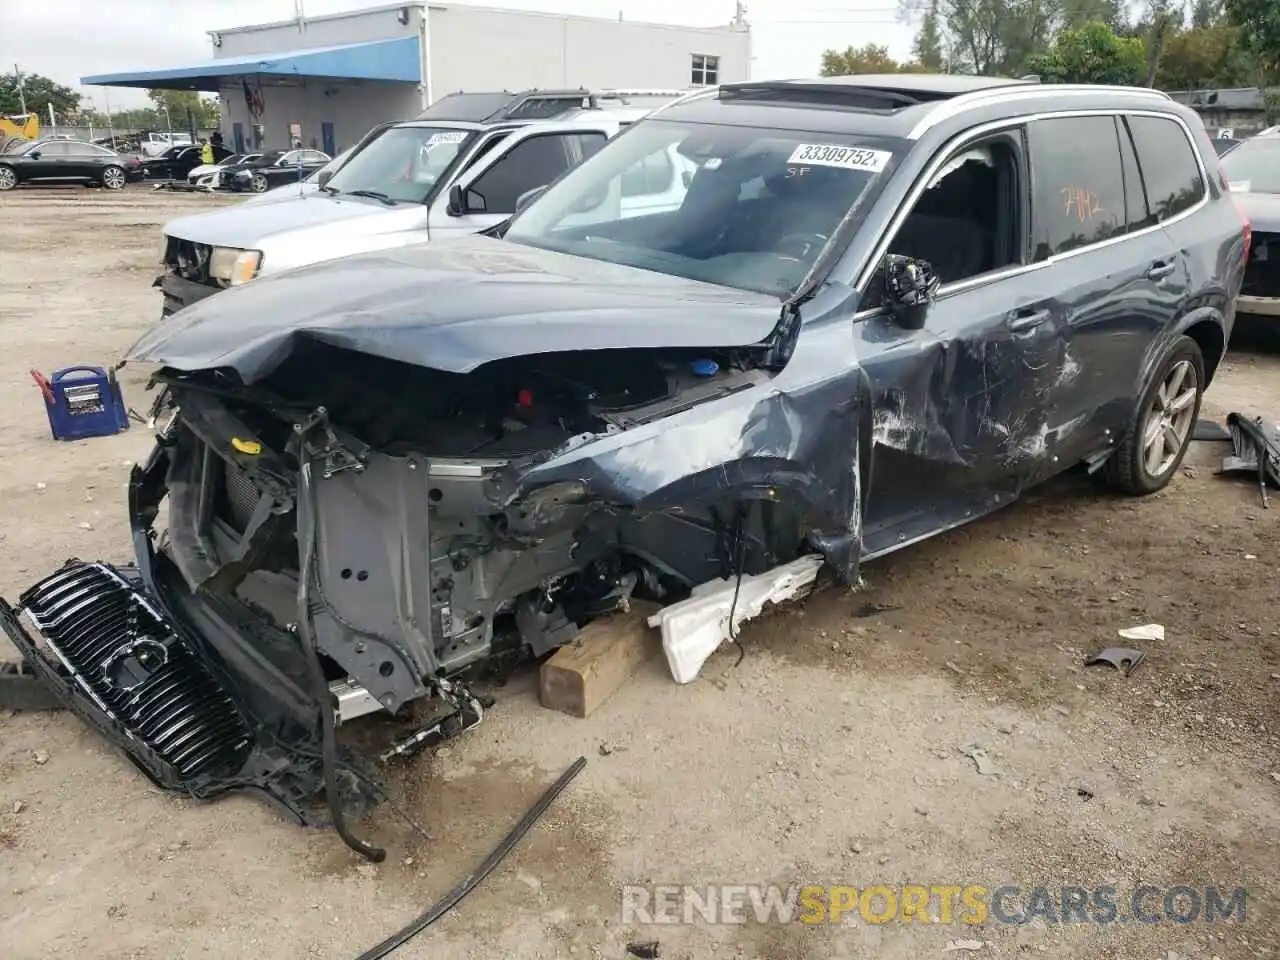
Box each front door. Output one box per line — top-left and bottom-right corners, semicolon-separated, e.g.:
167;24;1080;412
427;126;611;241
856;127;1072;555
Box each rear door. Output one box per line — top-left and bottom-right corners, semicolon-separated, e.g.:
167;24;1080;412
426;125;611;240
1021;114;1189;467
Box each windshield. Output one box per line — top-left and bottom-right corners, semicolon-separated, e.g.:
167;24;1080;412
324;125;475;203
504;120;900;297
1222;136;1280;193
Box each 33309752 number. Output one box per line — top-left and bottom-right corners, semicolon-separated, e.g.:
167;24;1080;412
786;143;893;172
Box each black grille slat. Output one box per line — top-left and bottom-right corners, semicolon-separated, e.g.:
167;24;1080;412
20;562;251;781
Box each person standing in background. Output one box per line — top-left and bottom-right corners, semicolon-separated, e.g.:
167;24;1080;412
199;138;214;165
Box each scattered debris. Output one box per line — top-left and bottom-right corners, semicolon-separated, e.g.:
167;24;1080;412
959;742;998;777
943;940;987;952
32;749;48;765
1269;772;1280;784
598;742;613;756
627;941;661;959
944;661;965;676
77;521;93;531
1076;783;1095;801
11;800;24;814
648;555;824;683
1118;624;1164;643
1052;704;1071;716
1220;412;1279;508
1085;646;1147;677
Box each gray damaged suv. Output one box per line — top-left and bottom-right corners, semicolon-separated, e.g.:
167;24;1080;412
3;76;1248;851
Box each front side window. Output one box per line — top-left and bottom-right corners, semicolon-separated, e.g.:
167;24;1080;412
325;125;476;203
1028;116;1126;261
1221;135;1280;194
506;120;901;297
468;132;607;215
691;54;720;86
1126;115;1205;222
34;141;71;157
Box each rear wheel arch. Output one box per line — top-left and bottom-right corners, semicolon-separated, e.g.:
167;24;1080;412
1182;317;1226;386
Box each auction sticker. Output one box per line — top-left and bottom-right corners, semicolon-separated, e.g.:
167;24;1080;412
787;144;892;172
428;131;469;145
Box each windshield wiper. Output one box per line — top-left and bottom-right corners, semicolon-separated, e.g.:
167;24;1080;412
343;189;396;206
318;183;339;195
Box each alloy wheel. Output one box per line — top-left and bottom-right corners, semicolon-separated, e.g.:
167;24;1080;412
1140;358;1198;477
251;173;268;193
0;166;16;190
102;166;126;190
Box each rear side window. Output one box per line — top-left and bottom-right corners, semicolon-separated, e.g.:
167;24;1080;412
1028;116;1126;261
1125;115;1205;223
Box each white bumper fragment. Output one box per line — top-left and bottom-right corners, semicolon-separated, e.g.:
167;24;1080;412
647;554;825;683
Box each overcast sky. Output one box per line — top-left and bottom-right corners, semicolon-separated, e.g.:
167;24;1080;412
0;0;913;109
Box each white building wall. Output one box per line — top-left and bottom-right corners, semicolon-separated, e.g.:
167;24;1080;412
426;6;749;96
217;80;419;155
212;5;424;59
203;3;751;151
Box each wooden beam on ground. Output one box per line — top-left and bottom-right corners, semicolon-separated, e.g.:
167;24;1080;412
538;601;660;718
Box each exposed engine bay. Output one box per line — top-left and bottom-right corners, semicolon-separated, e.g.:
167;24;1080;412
151;341;777;707
5;336;856;855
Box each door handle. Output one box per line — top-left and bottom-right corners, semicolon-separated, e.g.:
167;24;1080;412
1007;307;1050;332
1147;259;1177;281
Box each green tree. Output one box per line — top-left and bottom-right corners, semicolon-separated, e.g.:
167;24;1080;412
145;89;219;129
1142;0;1184;87
1060;0;1125;30
820;43;911;75
1156;24;1256;89
1190;0;1222;28
0;71;79;118
898;0;1063;76
1026;20;1147;83
1223;0;1280;80
913;0;947;70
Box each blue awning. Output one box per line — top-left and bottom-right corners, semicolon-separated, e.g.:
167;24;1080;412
81;36;420;91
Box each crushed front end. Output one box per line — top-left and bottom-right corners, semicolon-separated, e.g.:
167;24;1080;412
3;328;866;847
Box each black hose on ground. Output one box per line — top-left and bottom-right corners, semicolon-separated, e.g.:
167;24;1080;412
296;462;385;864
352;755;588;960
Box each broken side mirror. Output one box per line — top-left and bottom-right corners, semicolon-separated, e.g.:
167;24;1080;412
29;150;41;160
882;254;939;331
514;184;548;216
316;169;333;189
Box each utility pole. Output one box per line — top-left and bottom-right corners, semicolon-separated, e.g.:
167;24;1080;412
13;64;26;114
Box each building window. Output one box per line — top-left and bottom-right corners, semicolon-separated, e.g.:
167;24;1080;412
691;54;720;86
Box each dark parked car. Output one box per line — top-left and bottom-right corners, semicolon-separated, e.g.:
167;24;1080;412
225;148;331;192
1;76;1248;850
1210;137;1241;157
1220;133;1280;318
141;143;230;181
0;138;142;190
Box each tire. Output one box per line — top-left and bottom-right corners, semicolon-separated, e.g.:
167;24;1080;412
0;164;16;191
1103;335;1205;495
101;165;126;190
250;173;269;193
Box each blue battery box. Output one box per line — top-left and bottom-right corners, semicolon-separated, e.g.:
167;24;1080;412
34;366;130;441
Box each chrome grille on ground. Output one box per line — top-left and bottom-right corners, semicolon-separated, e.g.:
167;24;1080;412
20;562;252;781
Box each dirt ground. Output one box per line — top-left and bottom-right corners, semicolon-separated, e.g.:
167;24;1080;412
1;185;1278;960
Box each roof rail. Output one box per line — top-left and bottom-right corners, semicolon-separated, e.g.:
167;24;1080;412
645;86;720;118
908;82;1173;139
